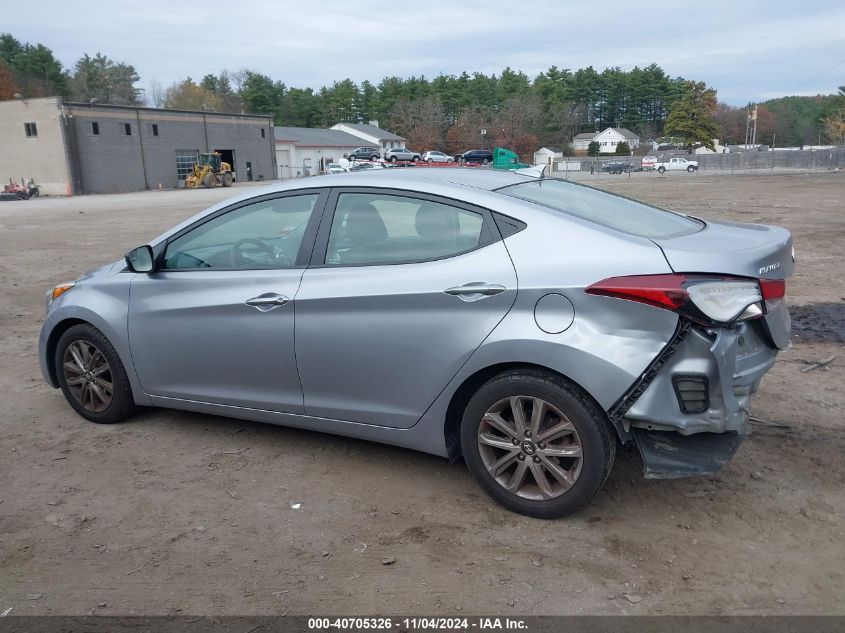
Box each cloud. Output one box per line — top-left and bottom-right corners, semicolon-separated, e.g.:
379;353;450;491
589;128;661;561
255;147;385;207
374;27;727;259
9;0;845;103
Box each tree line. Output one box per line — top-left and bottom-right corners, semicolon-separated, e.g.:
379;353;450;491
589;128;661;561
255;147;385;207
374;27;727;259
1;31;842;155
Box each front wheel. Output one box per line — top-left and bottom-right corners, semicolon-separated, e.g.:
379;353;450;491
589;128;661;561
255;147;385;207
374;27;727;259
390;156;397;163
687;165;696;173
412;156;419;162
658;166;666;174
461;369;615;519
482;158;490;165
55;324;137;424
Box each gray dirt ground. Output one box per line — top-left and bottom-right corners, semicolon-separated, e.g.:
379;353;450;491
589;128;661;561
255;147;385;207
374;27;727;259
0;172;843;616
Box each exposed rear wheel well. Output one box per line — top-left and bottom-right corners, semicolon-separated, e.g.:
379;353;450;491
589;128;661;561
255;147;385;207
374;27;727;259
443;362;617;461
45;318;88;386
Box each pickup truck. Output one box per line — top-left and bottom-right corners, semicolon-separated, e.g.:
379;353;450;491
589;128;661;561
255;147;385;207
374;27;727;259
655;157;698;173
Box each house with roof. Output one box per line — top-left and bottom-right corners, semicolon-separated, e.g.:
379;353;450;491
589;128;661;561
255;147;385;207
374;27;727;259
533;146;565;165
571;127;640;155
330;120;407;150
274;126;367;178
275;120;408;177
571;133;598;153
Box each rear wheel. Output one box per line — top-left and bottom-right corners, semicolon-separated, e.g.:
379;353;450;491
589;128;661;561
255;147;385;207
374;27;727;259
202;173;216;188
371;155;379;162
461;369;615;519
658;166;666;174
687;165;695;173
412;156;419;162
55;324;137;424
482;158;490;165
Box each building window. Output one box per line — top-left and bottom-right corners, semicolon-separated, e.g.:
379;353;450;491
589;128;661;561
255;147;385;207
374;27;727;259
152;124;159;136
176;150;200;181
124;123;132;136
261;128;265;138
24;122;38;137
92;121;99;135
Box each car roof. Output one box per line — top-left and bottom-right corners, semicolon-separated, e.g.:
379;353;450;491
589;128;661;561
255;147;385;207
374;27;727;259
274;167;538;192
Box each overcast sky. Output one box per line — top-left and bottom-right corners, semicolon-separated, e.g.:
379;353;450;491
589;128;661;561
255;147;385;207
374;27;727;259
10;1;845;105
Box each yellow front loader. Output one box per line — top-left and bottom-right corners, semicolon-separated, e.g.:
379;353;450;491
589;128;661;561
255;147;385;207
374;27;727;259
185;152;234;188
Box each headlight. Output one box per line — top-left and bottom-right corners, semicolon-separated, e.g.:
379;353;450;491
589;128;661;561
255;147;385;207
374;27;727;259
45;282;75;311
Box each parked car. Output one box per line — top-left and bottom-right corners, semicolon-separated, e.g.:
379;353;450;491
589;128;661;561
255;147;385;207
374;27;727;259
40;169;793;519
422;151;454;163
384;148;421;162
457;149;494;164
641;156;658;171
325;163;347;174
656;157;699;173
347;147;381;161
600;161;632;174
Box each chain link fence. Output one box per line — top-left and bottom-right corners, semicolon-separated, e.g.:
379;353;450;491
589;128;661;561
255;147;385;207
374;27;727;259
550;148;844;174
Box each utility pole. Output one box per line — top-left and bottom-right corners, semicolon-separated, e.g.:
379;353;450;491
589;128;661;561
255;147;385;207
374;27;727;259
751;105;758;146
744;109;751;148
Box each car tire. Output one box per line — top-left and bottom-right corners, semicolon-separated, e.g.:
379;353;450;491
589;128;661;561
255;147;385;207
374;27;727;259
482;158;490;165
371;155;379;162
687;165;695;173
461;369;615;519
426;158;433;163
390;156;397;162
412;156;419;162
55;324;137;424
658;166;666;174
447;158;454;163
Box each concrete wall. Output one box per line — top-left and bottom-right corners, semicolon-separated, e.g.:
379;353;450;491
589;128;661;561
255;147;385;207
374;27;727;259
64;105;275;194
0;97;72;196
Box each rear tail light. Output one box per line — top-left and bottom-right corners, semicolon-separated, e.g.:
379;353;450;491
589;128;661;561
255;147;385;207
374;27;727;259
586;273;780;326
760;278;785;300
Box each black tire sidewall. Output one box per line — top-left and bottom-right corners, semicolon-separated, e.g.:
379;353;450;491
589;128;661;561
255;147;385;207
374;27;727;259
55;324;134;424
460;371;614;519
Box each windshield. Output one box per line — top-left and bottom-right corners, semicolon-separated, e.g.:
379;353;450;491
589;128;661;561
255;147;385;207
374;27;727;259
498;179;703;239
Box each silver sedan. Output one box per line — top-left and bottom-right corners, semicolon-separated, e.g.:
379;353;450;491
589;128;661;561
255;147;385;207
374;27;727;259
39;169;793;518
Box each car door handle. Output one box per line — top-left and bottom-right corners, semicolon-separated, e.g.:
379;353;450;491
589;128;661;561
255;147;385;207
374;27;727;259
245;293;289;311
444;282;507;302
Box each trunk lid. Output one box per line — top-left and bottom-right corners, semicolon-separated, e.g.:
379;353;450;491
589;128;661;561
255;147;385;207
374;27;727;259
653;220;794;349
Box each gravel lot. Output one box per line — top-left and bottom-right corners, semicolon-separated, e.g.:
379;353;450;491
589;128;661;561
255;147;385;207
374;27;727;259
0;172;843;616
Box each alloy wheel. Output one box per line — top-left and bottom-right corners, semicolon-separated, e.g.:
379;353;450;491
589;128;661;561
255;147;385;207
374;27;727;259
63;340;113;412
477;396;583;500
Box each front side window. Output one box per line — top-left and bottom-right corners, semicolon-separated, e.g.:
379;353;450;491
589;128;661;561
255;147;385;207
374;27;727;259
164;194;318;270
498;179;703;239
325;193;484;265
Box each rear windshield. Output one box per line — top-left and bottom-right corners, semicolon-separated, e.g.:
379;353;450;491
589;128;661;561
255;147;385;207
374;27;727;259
498;179;703;239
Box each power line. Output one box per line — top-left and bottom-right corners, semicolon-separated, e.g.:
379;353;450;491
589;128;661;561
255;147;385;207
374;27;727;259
793;57;845;93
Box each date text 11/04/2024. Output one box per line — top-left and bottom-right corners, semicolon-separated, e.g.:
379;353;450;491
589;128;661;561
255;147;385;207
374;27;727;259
307;617;528;630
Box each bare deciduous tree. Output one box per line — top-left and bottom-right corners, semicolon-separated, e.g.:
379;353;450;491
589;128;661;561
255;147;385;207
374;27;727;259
388;96;447;151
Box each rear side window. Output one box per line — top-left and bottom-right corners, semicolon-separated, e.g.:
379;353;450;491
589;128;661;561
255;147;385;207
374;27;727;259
325;193;484;265
498;179;702;238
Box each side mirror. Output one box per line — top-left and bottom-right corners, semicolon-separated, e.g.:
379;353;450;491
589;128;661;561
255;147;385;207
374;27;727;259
125;245;155;273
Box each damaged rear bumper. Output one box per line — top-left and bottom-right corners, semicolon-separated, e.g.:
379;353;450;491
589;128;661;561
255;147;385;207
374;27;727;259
614;318;779;478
